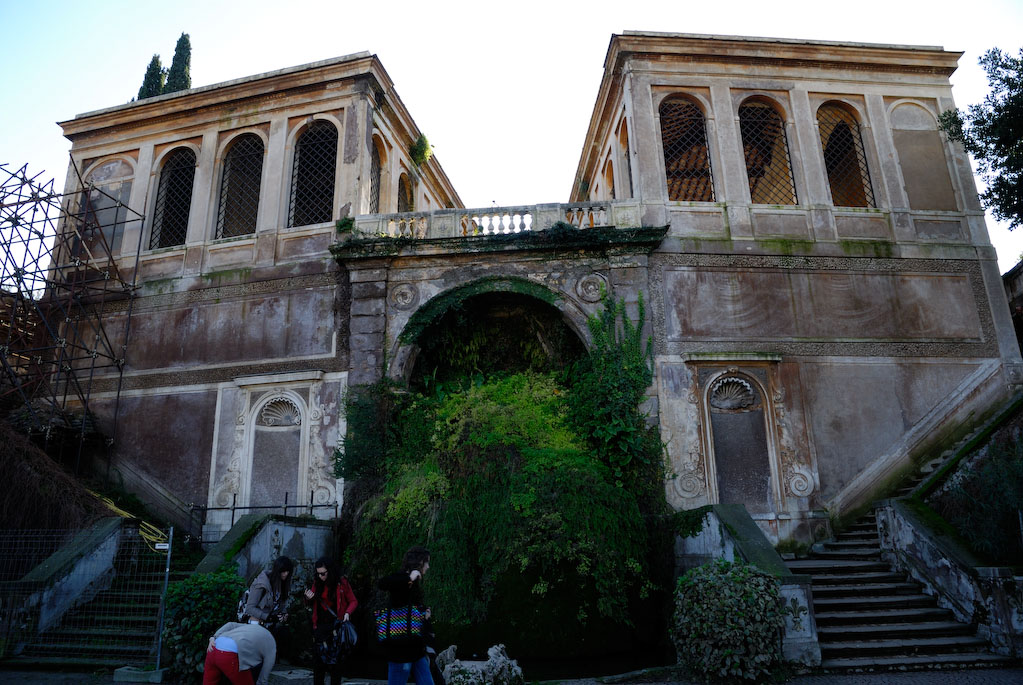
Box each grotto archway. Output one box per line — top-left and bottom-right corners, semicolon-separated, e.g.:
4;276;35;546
389;277;590;390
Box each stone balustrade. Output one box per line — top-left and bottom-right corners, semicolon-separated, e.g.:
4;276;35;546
353;200;641;240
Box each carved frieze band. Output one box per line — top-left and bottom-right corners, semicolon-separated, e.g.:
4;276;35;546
102;273;336;314
648;254;995;359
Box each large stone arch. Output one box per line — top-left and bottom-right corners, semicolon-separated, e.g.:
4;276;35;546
387;276;593;384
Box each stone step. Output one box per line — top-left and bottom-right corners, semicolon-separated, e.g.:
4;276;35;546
812;582;919;598
814;548;882;560
814;594;935;611
809;571;907;585
787;559;890;573
815;606;954;626
818;620;974;641
821;652;1014;671
822;635;991;658
834;530;879;542
823;539;881;549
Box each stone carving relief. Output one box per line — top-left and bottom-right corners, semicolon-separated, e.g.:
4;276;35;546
305;382;336;506
575;273;607;303
390;283;419;311
213;392;250;507
259;397;302;426
771;383;816;500
672;385;708;500
709;376;756;410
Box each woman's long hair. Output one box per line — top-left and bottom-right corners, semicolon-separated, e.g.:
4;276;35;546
312;557;339;597
401;546;431;574
269;555;294;593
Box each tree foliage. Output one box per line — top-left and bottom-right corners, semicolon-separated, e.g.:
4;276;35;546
565;293;659;485
940;48;1023;230
137;54;166;100
164;33;192;94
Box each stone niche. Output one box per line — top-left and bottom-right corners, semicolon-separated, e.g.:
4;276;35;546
659;356;825;544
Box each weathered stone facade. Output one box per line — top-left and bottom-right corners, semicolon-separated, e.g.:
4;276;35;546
56;34;1022;543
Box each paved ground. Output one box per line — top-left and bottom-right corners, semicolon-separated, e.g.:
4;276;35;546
2;666;1023;684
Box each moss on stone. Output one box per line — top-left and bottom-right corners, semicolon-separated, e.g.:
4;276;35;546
398;276;561;346
837;239;895;258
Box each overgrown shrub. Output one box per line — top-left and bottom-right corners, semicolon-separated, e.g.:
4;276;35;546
672;559;785;682
928;436;1023;564
342;372;651;657
162;566;247;677
565;294;659;486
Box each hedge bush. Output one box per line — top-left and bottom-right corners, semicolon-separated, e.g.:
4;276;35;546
671;559;785;681
162;565;247;677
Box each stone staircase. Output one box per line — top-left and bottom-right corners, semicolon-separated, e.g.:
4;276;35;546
787;511;1014;671
9;540;174;669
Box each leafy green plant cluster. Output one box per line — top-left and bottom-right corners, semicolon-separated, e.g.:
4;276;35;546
671;559;785;682
927;436;1023;564
410;134;432;166
565;294;659;484
341;372;651;657
161;566;247;677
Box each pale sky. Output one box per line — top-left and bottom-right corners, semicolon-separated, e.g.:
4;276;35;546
2;0;1021;271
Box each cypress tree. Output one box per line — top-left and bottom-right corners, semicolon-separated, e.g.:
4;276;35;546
164;33;192;94
137;55;166;100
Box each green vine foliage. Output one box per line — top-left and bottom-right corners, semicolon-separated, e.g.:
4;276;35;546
565;293;659;486
928;435;1023;564
337;294;671;661
340;372;652;658
672;559;785;682
162;566;247;677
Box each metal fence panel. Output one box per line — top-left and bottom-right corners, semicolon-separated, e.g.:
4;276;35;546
0;522;170;669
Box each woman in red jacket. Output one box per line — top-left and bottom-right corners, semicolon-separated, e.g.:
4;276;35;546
304;557;358;685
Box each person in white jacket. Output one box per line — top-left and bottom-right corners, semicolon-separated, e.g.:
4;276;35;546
203;621;277;685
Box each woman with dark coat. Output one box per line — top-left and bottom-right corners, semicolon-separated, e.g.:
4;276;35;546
244;556;294;638
304;557;358;685
378;546;434;685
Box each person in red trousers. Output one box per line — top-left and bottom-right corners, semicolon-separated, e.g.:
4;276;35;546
203;621;276;685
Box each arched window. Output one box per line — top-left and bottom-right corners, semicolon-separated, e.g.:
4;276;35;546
288;120;338;227
77;158;134;255
216;134;263;239
604;159;616;200
817;103;875;208
618;119;633;198
659;97;715;202
739;101;797;205
397;173;413;213
150;147;195;249
370;138;382;214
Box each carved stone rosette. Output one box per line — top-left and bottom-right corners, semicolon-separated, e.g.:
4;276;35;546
672;385;708;501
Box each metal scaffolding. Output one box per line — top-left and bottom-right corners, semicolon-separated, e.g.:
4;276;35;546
0;160;142;471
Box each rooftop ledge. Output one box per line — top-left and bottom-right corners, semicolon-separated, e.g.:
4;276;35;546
348;200;643;240
618;30;945;53
332;201;669;259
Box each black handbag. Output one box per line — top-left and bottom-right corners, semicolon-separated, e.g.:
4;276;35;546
315;606;357;665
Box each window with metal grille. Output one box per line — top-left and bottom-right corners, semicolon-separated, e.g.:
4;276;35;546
397;173;413;213
288;120;338;227
659;97;715;202
604;159;616;200
817;104;875;208
150;147;196;249
216;134;263;239
739;101;797;205
370;140;381;214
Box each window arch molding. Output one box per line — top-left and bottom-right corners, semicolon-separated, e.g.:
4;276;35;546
697;368;783;509
884;98;941;127
283;114;343;228
239;390;311;508
655;92;717;203
736;96;799;206
212;129;268;239
147;143;200;250
396;169;414;213
369;133;389;214
814;99;878;208
76;155;137;256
